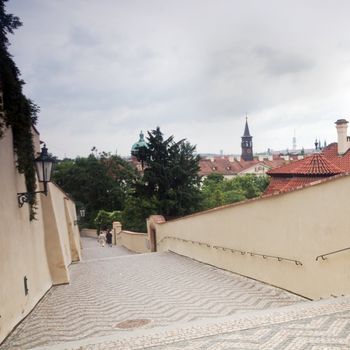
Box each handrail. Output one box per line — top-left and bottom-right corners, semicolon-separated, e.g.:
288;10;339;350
212;245;302;265
316;246;350;261
157;236;303;266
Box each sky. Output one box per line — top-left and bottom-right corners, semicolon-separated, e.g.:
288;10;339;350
6;0;350;158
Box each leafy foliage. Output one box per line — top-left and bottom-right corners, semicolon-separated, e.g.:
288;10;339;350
201;173;270;210
122;196;158;232
0;0;39;219
52;151;137;226
133;127;202;220
94;209;122;233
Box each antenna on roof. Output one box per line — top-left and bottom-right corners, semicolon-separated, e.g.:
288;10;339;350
292;129;297;151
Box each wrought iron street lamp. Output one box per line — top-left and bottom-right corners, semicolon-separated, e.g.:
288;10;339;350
80;208;86;218
17;144;55;207
74;207;86;226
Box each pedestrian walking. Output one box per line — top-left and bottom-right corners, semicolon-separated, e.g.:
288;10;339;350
106;229;113;247
98;230;106;247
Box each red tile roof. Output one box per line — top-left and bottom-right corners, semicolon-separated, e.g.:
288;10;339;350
264;177;323;195
130;154;299;177
264;145;348;195
267;152;343;176
198;156;296;176
321;142;350;172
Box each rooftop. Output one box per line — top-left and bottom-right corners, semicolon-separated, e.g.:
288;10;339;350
199;155;297;176
267;152;344;176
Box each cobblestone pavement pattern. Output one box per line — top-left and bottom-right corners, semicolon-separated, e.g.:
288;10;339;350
1;237;305;349
38;296;350;350
3;238;350;350
79;236;133;261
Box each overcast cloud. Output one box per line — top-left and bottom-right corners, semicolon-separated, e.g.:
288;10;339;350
7;0;350;158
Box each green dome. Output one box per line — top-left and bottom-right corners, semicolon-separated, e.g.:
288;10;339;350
131;131;148;154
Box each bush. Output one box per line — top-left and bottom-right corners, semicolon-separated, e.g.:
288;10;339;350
94;209;122;233
121;197;158;232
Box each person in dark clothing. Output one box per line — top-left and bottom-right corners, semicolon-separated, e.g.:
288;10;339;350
106;229;113;247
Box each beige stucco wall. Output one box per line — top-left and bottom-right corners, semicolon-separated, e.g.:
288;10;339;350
0;128;52;344
64;196;82;262
41;183;82;284
80;228;98;238
116;230;150;253
0;127;81;344
239;163;270;175
154;175;350;299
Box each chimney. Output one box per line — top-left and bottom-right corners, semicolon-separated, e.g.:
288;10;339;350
335;119;350;155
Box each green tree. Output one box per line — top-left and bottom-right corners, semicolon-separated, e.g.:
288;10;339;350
122;196;158;232
94;209;122;233
52;151;137;226
201;173;226;209
133;127;202;219
200;174;270;211
0;0;39;218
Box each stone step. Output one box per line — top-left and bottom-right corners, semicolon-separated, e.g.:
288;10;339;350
29;295;350;350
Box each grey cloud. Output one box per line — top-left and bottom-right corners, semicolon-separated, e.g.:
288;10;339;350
207;45;314;81
7;0;350;158
69;26;99;47
253;46;314;76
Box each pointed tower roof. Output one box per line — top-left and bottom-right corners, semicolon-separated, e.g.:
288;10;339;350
243;116;251;137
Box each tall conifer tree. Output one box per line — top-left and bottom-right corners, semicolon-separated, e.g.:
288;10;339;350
134;127;201;218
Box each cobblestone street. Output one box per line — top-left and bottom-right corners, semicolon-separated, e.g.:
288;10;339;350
2;237;350;349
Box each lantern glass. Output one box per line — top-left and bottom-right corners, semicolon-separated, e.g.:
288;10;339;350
35;160;53;182
34;144;54;183
80;208;86;217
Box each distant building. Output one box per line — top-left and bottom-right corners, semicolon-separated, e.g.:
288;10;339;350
199;118;302;178
241;117;253;161
131;131;147;156
264;119;350;195
198;154;300;179
129;120;304;179
265;152;343;195
130;131;148;172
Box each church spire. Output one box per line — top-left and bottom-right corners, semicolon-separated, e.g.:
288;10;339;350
243;115;251;137
241;116;253;161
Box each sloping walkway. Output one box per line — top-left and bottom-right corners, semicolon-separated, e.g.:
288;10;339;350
3;237;350;349
1;237;304;350
30;296;350;349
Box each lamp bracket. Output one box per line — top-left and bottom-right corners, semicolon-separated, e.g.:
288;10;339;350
17;190;47;208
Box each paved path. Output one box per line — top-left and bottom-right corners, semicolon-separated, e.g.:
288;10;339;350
80;235;134;261
3;237;350;349
1;237;304;350
29;296;350;349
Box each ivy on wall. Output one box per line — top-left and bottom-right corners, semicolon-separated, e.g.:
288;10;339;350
0;0;39;219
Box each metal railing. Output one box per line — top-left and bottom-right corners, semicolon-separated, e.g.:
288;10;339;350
316;246;350;261
157;236;303;265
